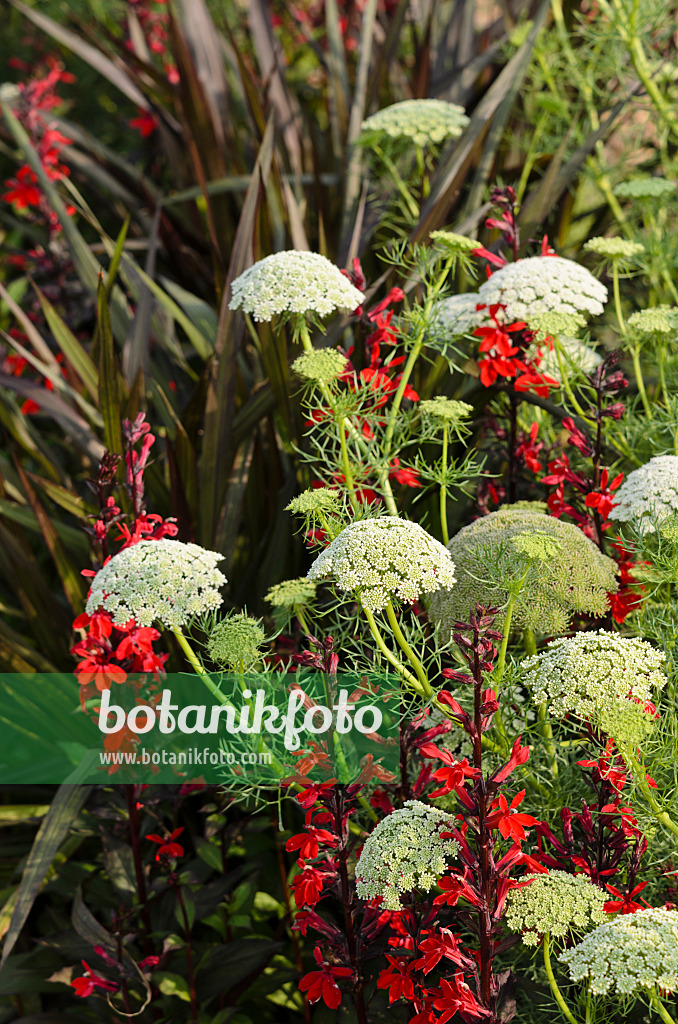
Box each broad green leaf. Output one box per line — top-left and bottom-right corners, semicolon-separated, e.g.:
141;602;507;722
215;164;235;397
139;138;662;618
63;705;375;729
1;787;91;965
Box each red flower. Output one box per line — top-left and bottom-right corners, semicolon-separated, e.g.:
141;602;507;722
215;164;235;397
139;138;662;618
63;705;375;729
486;790;539;843
585;468;624;521
299;947;352;1008
604;880;650;914
389;458;422;488
413;929;466;975
146;826;184;861
432;973;488;1022
513;368;559;398
70;961;118;998
2;165;41;209
515;422;543;473
129;108;158;137
493;736;530;783
419;743;478;798
376;954;416;1003
291;865;325;908
286;827;335;865
433;872;483;908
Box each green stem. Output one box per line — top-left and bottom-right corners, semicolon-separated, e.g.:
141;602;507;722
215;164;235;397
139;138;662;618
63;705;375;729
612;261;652;418
173;629;233;708
440;424;449;545
618;743;678;844
649;988;678;1024
338;419;359;512
385;599;432;699
524;629;558;777
296;608;311;636
361;603;425;694
523;628;537;657
373;143;420;219
543;933;580;1024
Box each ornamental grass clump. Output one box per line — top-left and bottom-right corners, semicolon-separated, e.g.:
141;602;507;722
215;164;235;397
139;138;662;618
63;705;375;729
427;508;618;638
307;517;456;612
560;907;678;996
360;99;469;147
608;455;678;535
355;800;460;910
505;870;607;946
86;539;226;628
475;255;608;321
228;251;364;323
207;613;266;672
523;630;666;747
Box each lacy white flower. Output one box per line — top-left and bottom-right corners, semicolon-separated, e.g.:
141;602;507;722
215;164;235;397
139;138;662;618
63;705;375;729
292;348;349;383
307;517;456;611
628;306;678;334
208;613;266;671
523;630;666;747
360;99;469;147
229;251;364;323
583;236;645;260
86;539;226;628
560;907;678;996
526;310;588;342
429;293;484;339
266;577;318;609
505;871;607;946
615;178;676;200
527;336;602;383
476;256;608;321
420;397;474;424
608;455;678;535
427;509;617;638
356;801;459;910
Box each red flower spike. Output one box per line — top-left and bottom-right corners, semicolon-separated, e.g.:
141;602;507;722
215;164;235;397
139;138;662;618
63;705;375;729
376;954;417;1003
486;790;539;843
299;947;352;1008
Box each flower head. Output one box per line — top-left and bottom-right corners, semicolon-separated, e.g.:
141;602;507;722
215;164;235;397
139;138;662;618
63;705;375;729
523;630;666;746
614;177;676;200
560;907;678;995
419;397;474;425
266;577;318;609
427;508;617;638
292;348;349;383
286;488;343;517
86;539;226;628
505;870;607;946
356;800;460;910
229;251;364;323
429;230;478;253
608;455;678;535
583;236;645;260
360;99;469;147
476;256;608;321
307;517;456;611
429;293;484;339
628;306;678;334
208;612;266;671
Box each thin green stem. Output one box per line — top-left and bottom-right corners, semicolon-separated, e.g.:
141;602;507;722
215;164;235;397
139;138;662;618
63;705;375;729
385;599;432;699
440;425;449;545
618;743;678;844
338;420;359;512
361;604;424;694
612;261;651;418
543;933;580;1024
524;629;558;777
649;988;678;1024
373;143;420;219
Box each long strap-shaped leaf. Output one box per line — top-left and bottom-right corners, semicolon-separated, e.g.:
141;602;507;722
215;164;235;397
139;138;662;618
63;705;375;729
1;785;92;969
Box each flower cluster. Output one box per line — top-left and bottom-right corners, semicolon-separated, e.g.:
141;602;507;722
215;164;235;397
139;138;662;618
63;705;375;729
86;539;226;628
292;348;349;383
307;517;456;611
208;613;266;671
427;508;618;638
475;256;608;321
505;870;607;946
355;801;460;910
628;305;678;333
429;293;484;339
614;177;676;200
583;236;645;260
229;251;364;323
360;99;469;147
419;397;474;425
526;335;602;383
523;630;666;746
560;907;678;995
608;455;678;535
266;577;318;610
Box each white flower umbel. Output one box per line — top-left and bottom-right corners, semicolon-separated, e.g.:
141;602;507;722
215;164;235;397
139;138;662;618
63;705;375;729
429;293;484;339
86;539;226;628
560;907;678;996
527;336;602;383
476;256;608;322
307;517;456;612
505;871;607;947
523;630;666;747
608;455;678;535
360;99;469;147
356;800;460;910
229;251;365;323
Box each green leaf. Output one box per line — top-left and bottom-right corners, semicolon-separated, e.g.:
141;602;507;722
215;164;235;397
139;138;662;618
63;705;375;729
97;275;123;457
156;972;192;1002
34;287;99;400
121;254;213;359
1;786;92;967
